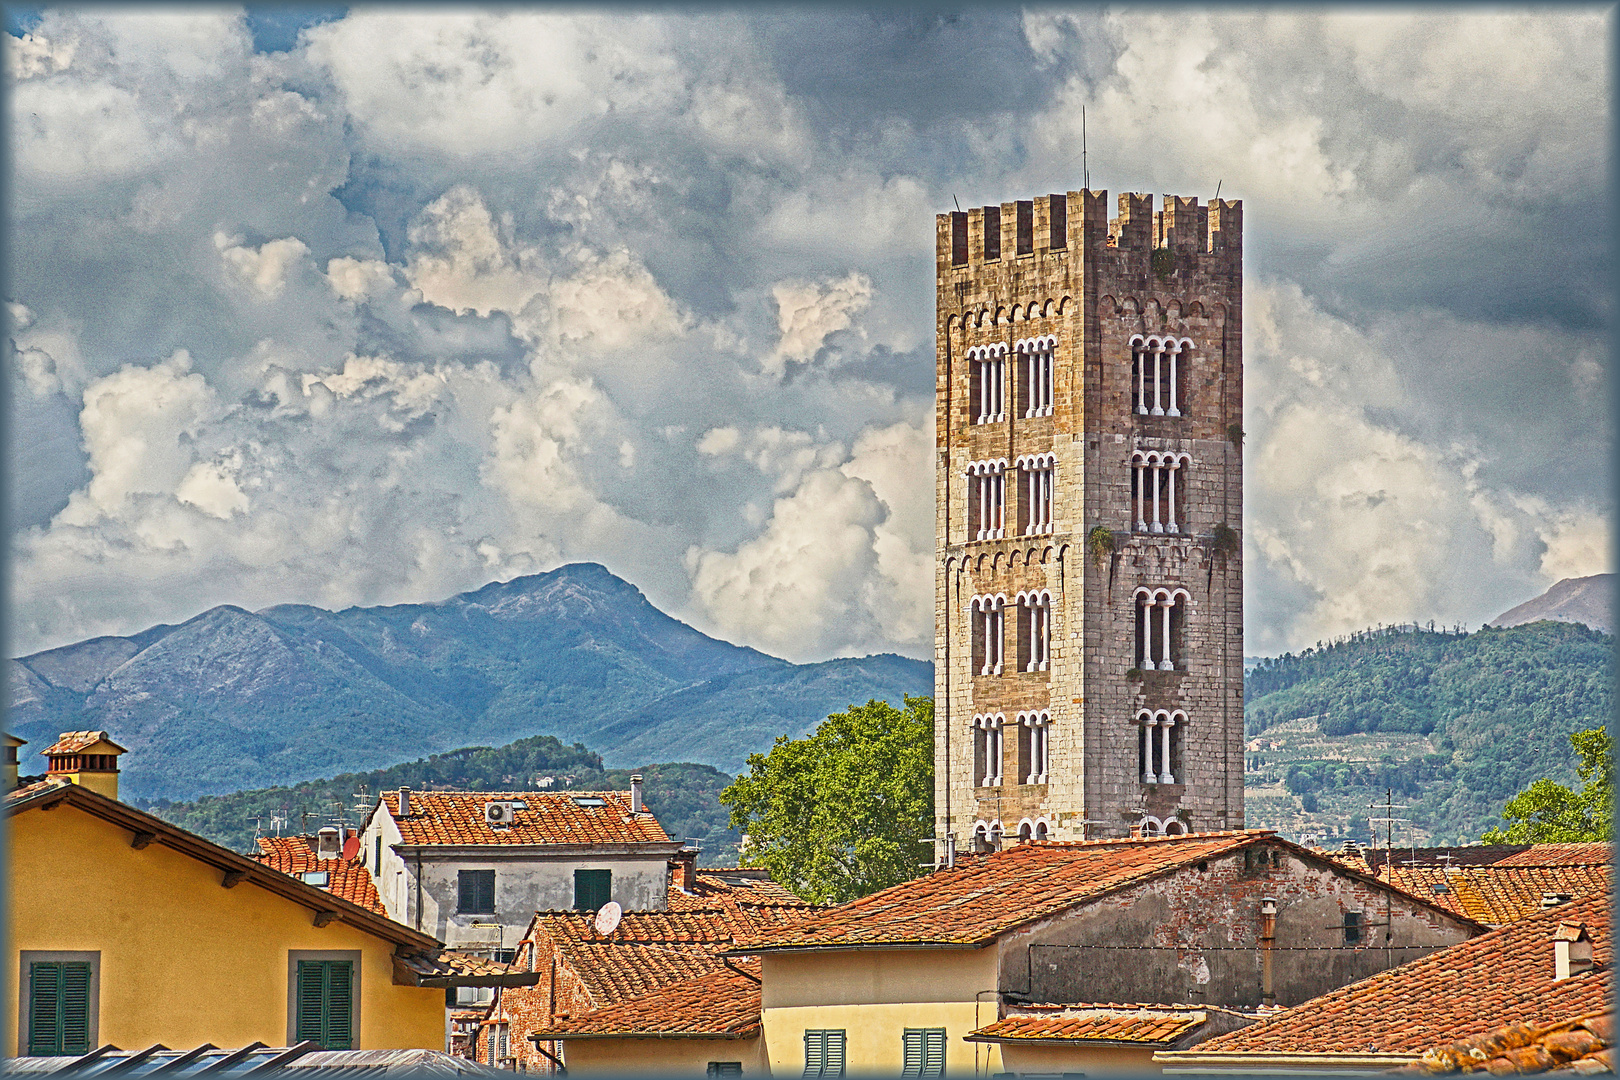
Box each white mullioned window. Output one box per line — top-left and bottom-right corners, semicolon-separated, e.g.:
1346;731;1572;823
1017;453;1056;535
1136;709;1187;784
1134;587;1191;671
1016;589;1052;672
970;593;1006;676
1129;335;1192;417
1130;451;1191;534
1017;711;1051;784
971;715;1005;787
967;459;1008;540
969;344;1008;424
1017;335;1056;418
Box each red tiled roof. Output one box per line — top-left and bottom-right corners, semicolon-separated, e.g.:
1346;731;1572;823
1492;844;1613;867
5;778;65;803
255;836;386;915
1411;1010;1613;1074
969;1011;1204;1045
534;960;761;1040
379;791;672;846
41;730;127;755
1383;865;1611;926
1186;893;1612;1057
731;832;1278;950
666;871;808;911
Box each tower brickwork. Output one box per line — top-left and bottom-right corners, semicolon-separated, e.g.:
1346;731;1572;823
934;190;1244;850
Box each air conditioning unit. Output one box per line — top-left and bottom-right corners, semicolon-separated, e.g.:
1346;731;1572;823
484;801;514;826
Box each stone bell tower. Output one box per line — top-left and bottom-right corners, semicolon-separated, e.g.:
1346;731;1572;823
934;190;1244;851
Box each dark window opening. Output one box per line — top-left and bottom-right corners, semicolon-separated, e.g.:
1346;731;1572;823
1344;911;1363;944
458;869;496;915
574;868;612;911
951;212;968;265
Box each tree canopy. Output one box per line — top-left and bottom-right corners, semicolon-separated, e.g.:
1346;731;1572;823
1481;727;1613;843
721;696;934;904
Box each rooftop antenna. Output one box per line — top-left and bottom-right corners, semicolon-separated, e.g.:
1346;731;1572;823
953;194;961;213
1082;106;1089;190
1214;179;1222;203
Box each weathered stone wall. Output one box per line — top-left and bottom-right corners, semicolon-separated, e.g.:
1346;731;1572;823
935;190;1244;849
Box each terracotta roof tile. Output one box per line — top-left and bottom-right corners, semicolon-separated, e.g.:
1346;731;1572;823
255;836;387;915
970;1011;1205;1045
1491;844;1614;867
1383;865;1611;926
396;948;536;986
41;730;127;755
534;961;761;1039
666;872;808;911
1411;1010;1613;1074
1190;892;1612;1057
4;778;66;803
733;832;1276;950
380;791;672;847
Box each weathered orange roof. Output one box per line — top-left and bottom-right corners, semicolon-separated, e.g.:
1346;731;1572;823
969;1011;1204;1045
1492;843;1613;867
255;836;386;915
41;730;127;756
534;960;761;1040
1411;1010;1613;1074
1186;892;1611;1057
731;832;1299;951
1383;864;1611;926
667;871;808;911
379;790;673;847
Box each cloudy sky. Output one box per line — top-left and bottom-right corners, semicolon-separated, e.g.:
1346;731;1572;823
7;7;1611;662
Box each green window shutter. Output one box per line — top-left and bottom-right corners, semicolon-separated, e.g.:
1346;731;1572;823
825;1030;845;1077
459;870;495;914
325;962;353;1050
374;837;382;873
573;869;611;911
29;963;62;1056
803;1030;825;1077
923;1029;946;1077
296;962;326;1044
707;1063;742;1078
59;964;91;1055
902;1030;924;1076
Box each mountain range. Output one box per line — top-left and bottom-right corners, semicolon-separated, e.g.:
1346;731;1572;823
7;563;932;802
1490;573;1611;634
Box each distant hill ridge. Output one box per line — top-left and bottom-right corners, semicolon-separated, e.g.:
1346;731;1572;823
1490;574;1612;634
7;563;931;802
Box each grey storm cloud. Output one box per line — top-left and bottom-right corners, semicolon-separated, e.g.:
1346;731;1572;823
6;7;1610;662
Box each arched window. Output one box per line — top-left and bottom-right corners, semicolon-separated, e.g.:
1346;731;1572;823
1130;451;1191;534
972;715;1005;787
1017;336;1056;418
1016;453;1056;535
967;460;1008;540
1033;819;1050;841
1134;588;1190;671
1136;815;1163;838
1128;336;1192;417
1136;709;1187;784
972;819;1004;853
1016;590;1052;672
1017;711;1051;784
969;345;1008;424
971;595;1006;676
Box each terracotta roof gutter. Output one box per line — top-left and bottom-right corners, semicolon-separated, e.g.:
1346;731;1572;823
392;842;685;857
965;1034;1182;1048
1154;1050;1420;1073
6;781;439;952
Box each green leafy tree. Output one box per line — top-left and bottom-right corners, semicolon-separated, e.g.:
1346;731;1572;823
1482;727;1613;843
721;696;934;904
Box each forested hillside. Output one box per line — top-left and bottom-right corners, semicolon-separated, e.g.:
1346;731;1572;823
141;733;743;863
1244;621;1611;843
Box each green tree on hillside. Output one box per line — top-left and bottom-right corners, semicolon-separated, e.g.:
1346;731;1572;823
1481;727;1613;843
721;696;934;904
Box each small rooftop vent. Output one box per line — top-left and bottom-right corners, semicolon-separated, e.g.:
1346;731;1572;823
316;826;342;860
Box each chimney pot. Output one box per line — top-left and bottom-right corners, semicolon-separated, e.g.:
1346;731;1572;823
316;826;342;860
1554;921;1593;981
629;774;643;814
398;787;411;817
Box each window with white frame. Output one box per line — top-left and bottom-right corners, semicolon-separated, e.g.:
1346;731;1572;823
969;345;1007;424
1017;711;1050;784
1136;709;1186;784
967;460;1007;540
1017;454;1055;535
972;714;1004;787
1130;335;1191;417
971;594;1006;675
1019;336;1055;418
1134;587;1189;671
1017;590;1052;672
1130;451;1190;534
1016;818;1051;843
971;820;1003;853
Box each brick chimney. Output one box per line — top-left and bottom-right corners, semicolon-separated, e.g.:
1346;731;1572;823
1554;922;1593;981
674;845;699;893
42;731;127;800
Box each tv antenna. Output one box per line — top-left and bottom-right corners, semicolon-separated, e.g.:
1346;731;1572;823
1214;179;1222;203
1082;106;1089;190
953;194;961;213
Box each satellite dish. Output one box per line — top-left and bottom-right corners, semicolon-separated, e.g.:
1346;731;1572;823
593;900;622;938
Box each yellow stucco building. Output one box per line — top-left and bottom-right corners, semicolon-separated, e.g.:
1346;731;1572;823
6;739;533;1058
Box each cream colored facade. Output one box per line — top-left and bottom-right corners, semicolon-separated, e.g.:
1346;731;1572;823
559;1036;770;1075
7;788;449;1055
992;1041;1158;1075
760;948;1003;1075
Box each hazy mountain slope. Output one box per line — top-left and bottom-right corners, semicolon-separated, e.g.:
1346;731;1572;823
8;563;931;801
1490;574;1612;634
